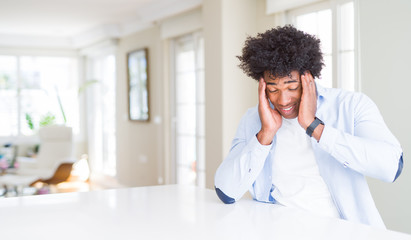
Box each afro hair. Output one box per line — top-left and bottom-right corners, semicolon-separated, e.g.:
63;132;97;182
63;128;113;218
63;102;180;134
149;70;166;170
237;25;324;81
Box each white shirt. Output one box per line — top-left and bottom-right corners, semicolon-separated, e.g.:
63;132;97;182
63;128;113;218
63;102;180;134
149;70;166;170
271;117;340;218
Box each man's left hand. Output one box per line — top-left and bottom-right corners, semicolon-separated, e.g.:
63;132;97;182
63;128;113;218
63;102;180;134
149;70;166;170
298;71;317;130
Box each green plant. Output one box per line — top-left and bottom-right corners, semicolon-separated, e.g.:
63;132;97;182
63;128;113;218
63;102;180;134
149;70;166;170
55;86;67;124
25;113;34;130
24;80;99;131
56;80;99;124
78;80;99;95
25;112;56;131
39;112;56;127
0;74;11;89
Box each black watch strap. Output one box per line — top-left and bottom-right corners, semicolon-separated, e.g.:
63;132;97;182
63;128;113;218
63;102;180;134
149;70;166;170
306;117;324;137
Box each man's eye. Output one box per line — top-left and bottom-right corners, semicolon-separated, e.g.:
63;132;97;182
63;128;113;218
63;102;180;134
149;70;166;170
268;89;278;93
289;87;299;91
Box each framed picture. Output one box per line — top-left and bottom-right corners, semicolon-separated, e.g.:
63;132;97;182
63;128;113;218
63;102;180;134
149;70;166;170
127;48;149;121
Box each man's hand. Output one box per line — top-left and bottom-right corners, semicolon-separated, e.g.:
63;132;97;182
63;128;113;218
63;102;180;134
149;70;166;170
298;71;324;141
257;78;282;145
298;71;317;130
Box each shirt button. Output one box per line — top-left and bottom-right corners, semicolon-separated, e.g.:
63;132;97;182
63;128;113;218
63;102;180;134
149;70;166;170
343;161;349;168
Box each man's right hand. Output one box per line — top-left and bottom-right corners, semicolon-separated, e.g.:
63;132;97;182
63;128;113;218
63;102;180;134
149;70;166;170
257;77;282;145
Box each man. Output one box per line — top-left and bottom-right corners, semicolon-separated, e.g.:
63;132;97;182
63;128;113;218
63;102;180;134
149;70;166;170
214;25;403;228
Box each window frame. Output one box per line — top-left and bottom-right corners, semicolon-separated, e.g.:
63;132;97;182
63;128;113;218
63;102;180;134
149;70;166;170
287;0;359;91
169;31;205;187
84;53;117;177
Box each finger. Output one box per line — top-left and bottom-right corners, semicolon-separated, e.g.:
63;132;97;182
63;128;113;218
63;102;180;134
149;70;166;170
304;70;313;79
258;78;267;100
302;72;315;92
306;72;316;88
301;73;309;90
258;78;269;105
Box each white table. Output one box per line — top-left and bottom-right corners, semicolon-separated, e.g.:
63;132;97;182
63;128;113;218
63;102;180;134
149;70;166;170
0;185;410;240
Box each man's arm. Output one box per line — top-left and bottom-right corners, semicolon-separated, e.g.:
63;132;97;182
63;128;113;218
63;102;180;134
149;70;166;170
215;78;281;203
298;72;402;182
318;93;403;182
214;110;272;203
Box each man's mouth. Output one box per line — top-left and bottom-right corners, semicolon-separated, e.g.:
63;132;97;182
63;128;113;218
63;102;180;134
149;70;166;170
278;104;296;116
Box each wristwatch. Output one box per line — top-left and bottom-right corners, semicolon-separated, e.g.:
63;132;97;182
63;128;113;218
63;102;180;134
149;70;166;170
306;117;324;137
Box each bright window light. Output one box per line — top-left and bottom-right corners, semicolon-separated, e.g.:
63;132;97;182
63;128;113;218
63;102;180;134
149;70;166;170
0;56;79;137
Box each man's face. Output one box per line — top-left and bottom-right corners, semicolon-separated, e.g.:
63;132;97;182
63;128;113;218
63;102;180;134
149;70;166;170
264;70;302;119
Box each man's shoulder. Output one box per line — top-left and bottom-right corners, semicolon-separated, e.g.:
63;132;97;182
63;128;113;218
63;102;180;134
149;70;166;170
242;105;261;121
244;105;259;115
319;85;367;103
239;105;261;128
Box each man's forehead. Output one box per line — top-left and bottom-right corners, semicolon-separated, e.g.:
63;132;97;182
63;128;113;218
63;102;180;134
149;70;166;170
264;71;300;84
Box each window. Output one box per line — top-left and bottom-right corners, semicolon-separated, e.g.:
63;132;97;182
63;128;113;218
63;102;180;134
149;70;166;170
171;32;205;187
288;0;356;91
0;55;79;138
85;55;117;176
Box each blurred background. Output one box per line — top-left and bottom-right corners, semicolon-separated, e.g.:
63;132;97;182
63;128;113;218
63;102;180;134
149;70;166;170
0;0;410;234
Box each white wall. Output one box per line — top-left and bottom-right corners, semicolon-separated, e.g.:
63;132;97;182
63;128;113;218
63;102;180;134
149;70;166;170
112;0;276;190
221;0;259;164
203;0;276;189
115;8;203;187
358;0;411;234
116;27;164;186
202;0;224;189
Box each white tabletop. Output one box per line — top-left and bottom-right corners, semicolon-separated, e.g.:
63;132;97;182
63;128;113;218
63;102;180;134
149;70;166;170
0;184;410;240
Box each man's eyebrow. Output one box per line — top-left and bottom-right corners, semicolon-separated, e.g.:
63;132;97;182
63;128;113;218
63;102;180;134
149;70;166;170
285;79;298;84
266;79;298;85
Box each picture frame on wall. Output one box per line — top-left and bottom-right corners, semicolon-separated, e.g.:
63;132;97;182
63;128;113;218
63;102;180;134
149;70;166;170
127;48;149;121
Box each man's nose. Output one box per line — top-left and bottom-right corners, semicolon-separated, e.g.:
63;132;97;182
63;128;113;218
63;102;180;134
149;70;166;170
278;92;291;106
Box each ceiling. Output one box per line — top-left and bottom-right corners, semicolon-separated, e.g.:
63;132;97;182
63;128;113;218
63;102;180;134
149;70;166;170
0;0;201;48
